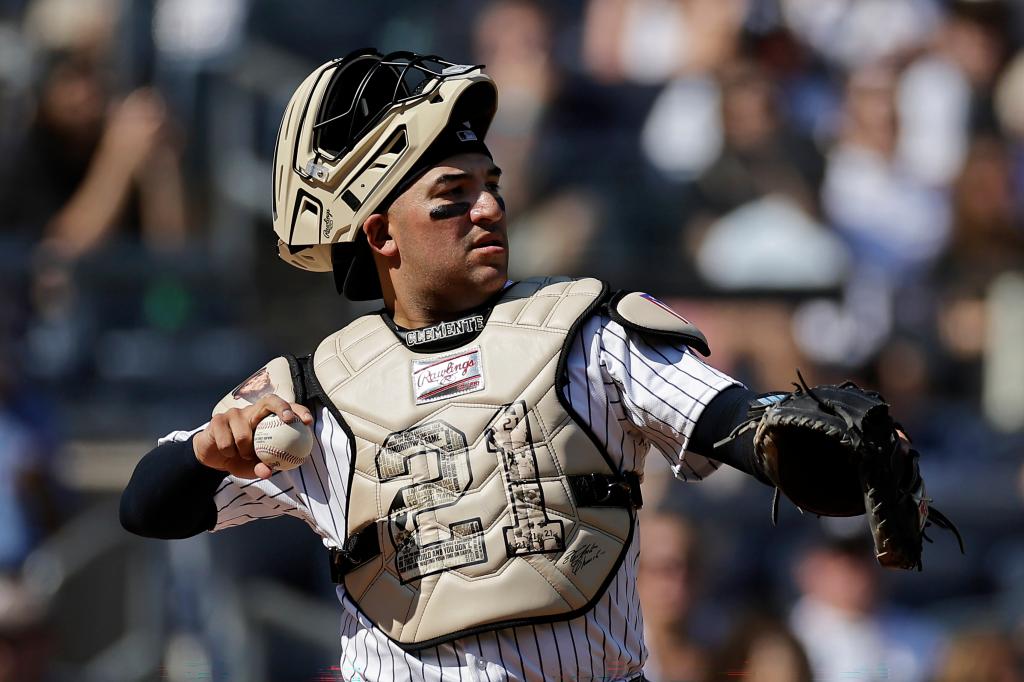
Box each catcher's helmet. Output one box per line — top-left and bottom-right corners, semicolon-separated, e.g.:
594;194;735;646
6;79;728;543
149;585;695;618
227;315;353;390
272;49;498;300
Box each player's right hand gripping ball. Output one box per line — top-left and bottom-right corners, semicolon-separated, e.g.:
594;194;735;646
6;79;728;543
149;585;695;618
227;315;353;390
746;373;964;570
253;415;314;471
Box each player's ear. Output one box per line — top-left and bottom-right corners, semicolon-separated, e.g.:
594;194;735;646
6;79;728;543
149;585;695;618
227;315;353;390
363;213;397;258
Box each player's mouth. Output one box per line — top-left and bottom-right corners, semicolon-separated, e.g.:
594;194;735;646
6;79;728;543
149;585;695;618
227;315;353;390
471;236;506;253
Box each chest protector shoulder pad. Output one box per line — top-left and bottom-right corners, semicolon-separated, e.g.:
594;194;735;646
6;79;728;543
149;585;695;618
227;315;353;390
309;277;637;649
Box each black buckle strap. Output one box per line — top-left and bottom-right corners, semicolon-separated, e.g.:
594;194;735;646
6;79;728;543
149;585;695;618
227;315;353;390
568;472;643;510
328;524;380;583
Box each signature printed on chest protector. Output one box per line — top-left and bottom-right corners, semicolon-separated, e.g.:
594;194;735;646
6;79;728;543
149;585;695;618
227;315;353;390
412;347;485;404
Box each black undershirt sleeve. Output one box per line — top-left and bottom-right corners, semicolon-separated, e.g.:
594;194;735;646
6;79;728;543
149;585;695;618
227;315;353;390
688;385;772;486
119;435;229;539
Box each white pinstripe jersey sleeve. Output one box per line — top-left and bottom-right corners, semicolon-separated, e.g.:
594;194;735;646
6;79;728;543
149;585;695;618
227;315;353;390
156;420;344;543
163;308;740;682
564;312;741;483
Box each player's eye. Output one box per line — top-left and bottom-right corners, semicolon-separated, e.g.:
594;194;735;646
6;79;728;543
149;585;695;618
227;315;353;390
485;182;502;193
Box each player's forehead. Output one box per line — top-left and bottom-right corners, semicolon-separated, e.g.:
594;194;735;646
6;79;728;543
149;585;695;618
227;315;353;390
412;153;501;191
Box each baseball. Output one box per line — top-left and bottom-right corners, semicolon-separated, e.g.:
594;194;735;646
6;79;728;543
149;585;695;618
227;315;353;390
253;414;314;471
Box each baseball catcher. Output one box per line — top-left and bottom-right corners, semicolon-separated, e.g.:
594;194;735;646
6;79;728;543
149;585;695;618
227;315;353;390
120;48;962;681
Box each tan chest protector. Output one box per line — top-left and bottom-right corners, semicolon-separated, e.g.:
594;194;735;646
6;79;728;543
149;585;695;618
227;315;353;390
309;277;638;650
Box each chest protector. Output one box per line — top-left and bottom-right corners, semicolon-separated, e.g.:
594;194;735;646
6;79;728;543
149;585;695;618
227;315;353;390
308;277;638;650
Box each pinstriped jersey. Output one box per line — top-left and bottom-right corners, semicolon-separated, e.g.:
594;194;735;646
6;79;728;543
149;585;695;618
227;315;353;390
161;310;738;682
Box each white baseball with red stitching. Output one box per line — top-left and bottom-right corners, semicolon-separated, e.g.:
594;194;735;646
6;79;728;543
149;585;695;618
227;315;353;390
253;415;314;471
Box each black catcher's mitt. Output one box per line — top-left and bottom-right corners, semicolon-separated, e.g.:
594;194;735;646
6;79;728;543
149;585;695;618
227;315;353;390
719;372;963;570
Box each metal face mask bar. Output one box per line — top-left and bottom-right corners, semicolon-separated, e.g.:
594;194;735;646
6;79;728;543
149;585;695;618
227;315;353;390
312;52;483;161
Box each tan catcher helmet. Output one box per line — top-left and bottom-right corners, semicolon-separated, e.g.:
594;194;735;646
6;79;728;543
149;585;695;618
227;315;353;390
272;49;498;300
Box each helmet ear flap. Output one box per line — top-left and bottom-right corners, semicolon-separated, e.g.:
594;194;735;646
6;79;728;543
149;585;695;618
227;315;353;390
332;239;382;301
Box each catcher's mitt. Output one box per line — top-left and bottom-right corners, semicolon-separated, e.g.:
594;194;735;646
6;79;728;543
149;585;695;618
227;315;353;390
718;372;963;570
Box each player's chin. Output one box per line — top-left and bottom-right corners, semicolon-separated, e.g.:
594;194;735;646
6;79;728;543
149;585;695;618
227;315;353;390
467;261;508;294
469;247;508;271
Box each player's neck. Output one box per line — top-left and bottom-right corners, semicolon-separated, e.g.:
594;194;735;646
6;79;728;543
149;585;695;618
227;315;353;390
390;297;481;329
387;286;502;330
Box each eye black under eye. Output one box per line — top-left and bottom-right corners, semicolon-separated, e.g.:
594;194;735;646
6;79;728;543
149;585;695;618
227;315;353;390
430;202;471;220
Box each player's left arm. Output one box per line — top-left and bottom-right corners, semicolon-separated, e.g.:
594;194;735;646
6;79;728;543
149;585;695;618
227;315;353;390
571;309;735;481
592;302;962;569
574;290;765;482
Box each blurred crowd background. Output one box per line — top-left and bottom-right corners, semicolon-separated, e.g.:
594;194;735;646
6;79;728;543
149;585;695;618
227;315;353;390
0;0;1022;680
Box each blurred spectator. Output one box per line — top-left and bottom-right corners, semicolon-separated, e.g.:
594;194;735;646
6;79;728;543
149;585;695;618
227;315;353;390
795;61;954;364
897;48;971;189
0;349;62;573
944;1;1014;111
780;0;941;70
583;0;747;86
21;0;118;61
790;534;944;682
823;64;952;280
0;22;32;156
933;136;1024;404
693;195;848;290
682;58;849;290
153;0;247;64
474;0;610;277
898;0;1013;187
0;403;46;572
584;0;747;178
934;629;1022;682
946;134;1019;274
0;576;50;682
0;50;188;260
996;50;1024;143
692;59;824;217
943;136;1023;288
705;614;813;682
472;0;556;212
638;511;708;682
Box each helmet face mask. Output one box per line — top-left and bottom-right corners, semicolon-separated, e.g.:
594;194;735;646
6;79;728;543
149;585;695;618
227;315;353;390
313;52;480;160
272;49;498;300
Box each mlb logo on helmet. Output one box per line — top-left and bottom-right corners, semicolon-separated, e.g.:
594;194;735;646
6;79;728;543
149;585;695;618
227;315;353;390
456;121;478;142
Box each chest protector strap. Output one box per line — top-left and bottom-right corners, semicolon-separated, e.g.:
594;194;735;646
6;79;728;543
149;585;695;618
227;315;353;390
308;277;638;650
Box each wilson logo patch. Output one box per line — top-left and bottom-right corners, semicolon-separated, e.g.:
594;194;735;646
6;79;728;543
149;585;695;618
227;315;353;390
412;347;485;405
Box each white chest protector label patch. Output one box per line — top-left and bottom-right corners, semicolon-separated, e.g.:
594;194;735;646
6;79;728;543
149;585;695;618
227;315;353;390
412;347;485;405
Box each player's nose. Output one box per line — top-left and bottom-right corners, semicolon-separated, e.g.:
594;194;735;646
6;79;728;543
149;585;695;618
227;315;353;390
470;189;504;226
